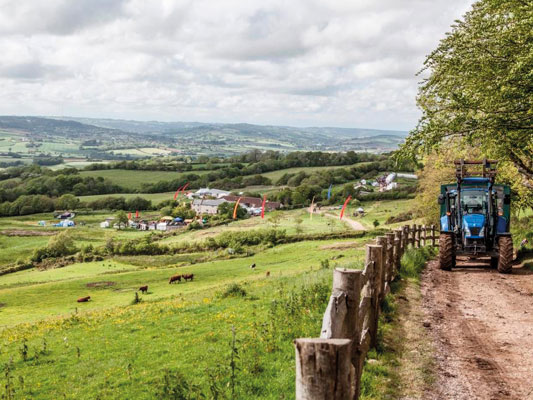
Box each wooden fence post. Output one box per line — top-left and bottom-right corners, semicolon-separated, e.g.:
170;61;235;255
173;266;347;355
410;224;416;247
431;225;436;247
376;236;388;302
394;230;402;272
415;225;421;248
402;225;409;250
321;268;362;342
367;245;382;350
295;338;353;400
422;225;427;247
385;233;395;280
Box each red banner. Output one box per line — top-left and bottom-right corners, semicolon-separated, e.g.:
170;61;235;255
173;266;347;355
173;186;183;200
128;212;132;220
135;210;139;218
233;197;242;219
261;195;266;219
340;195;352;220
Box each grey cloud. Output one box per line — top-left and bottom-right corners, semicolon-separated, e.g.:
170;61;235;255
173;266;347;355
0;61;68;80
0;0;475;130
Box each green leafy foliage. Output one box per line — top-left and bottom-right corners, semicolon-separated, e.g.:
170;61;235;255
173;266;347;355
399;0;533;196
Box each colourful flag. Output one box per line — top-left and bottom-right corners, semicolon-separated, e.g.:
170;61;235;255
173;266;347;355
261;195;266;219
327;184;332;200
340;195;352;220
135;210;139;219
181;182;190;194
173;186;183;200
233;197;242;219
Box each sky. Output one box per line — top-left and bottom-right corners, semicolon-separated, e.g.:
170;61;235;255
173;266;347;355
0;0;474;131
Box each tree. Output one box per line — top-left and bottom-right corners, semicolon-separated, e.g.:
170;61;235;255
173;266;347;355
116;210;129;229
56;194;80;210
217;201;247;220
399;0;533;192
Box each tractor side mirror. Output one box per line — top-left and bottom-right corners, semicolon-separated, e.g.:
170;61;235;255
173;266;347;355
438;194;445;205
504;194;511;205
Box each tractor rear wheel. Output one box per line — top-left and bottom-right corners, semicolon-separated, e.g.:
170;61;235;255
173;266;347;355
497;236;513;274
439;234;455;271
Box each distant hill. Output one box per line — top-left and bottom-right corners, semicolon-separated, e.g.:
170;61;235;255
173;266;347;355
0;115;407;159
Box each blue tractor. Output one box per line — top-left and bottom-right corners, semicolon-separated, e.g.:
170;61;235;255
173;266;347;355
438;159;513;273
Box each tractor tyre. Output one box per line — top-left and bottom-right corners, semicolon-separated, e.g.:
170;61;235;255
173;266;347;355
490;256;499;269
439;234;455;271
497;236;513;274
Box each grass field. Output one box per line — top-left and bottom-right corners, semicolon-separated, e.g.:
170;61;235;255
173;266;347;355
160;209;351;245
78;192;176;204
0;235;367;399
260;165;359;182
0;197;418;398
79;170;194;190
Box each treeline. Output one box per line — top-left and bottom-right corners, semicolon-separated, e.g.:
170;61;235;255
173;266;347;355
0;165;123;202
0;194;153;217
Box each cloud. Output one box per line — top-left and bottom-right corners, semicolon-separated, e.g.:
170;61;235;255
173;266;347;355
0;0;474;130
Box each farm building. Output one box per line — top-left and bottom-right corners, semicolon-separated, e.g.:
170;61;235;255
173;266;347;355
222;195;282;212
188;188;231;199
191;199;228;214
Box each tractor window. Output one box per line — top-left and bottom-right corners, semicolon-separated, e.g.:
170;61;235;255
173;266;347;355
462;191;487;214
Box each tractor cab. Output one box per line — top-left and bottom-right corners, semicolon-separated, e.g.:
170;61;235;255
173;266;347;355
438;159;513;273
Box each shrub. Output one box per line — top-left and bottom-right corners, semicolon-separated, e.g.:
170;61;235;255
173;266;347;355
221;283;247;298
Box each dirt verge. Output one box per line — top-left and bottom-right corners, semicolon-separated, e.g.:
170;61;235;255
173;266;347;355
421;257;533;399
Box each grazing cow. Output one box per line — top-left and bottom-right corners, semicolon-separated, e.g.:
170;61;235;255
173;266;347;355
77;296;91;303
250;263;256;270
169;275;182;284
183;273;194;282
139;285;148;294
266;271;270;277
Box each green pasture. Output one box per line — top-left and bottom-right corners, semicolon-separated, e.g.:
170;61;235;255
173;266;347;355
261;165;353;183
0;263;339;399
161;209;351;246
325;199;415;229
78;192;177;204
0;238;365;326
79;170;204;190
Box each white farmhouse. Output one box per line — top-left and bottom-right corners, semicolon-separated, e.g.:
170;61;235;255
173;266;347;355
191;199;228;214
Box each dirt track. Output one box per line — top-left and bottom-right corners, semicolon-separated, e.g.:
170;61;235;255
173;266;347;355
421;258;533;399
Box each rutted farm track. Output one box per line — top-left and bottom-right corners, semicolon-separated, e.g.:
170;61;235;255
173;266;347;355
421;257;533;400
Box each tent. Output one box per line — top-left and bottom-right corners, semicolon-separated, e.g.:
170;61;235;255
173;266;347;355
55;220;75;227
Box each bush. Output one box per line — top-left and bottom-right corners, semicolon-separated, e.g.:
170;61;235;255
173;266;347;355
220;283;247;298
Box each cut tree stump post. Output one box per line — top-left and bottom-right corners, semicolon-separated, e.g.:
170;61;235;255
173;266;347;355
385;233;395;280
367;245;383;350
394;230;402;272
321;268;362;343
431;225;436;247
295;338;353;400
402;225;409;249
376;236;388;302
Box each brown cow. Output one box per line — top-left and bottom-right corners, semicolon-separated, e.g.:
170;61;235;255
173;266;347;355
169;275;181;284
266;271;270;277
77;296;91;303
139;285;148;293
183;274;194;282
